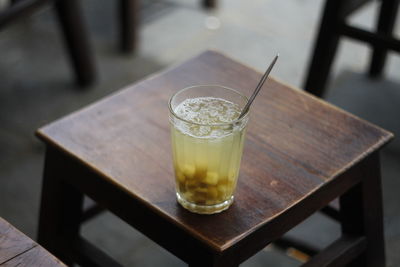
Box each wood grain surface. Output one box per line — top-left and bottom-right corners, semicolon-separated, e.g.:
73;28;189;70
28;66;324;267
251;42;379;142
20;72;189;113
36;50;393;253
0;217;65;266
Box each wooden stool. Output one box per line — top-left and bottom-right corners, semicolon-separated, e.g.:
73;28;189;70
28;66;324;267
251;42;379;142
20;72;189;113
0;217;66;266
0;0;96;87
303;0;400;97
36;51;393;266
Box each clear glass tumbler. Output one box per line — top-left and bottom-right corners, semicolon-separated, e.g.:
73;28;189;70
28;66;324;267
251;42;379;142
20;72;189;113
169;85;249;214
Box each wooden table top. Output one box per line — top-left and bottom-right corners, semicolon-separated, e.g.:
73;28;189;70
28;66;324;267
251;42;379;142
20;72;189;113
0;217;66;266
37;50;393;253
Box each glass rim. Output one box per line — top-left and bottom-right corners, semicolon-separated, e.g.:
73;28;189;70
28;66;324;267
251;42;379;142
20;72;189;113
168;84;250;127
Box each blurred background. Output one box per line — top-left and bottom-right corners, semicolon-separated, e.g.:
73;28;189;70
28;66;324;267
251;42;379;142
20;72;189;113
0;0;399;266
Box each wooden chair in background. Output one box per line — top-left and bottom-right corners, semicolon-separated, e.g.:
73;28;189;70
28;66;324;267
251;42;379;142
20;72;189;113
303;0;400;97
1;0;218;85
0;0;96;86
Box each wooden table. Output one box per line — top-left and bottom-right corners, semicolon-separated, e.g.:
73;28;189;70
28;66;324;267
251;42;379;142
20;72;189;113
0;217;66;267
36;50;393;266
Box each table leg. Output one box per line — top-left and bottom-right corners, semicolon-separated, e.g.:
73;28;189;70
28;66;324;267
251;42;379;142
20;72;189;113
37;146;84;266
339;152;385;267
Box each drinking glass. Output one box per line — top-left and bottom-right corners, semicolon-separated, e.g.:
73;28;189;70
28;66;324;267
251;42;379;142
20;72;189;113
169;85;249;214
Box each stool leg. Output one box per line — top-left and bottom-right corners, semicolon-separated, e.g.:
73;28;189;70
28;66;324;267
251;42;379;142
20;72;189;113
368;0;399;78
37;147;84;266
303;0;346;97
339;153;385;267
119;0;138;53
53;0;97;87
203;0;216;9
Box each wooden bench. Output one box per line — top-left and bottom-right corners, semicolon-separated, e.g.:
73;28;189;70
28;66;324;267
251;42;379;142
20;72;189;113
0;217;66;266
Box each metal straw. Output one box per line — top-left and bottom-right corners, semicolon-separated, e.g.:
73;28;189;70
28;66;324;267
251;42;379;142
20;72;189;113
238;54;279;119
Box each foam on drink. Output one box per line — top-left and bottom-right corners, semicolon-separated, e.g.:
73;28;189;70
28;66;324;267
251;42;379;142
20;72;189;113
174;97;242;138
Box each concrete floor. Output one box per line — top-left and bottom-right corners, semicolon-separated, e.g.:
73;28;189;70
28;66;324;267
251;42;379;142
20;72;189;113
1;0;399;266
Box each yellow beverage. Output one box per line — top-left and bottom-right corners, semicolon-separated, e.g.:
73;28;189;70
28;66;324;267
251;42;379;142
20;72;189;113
170;94;248;214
